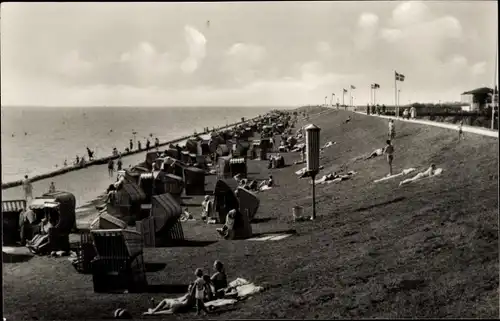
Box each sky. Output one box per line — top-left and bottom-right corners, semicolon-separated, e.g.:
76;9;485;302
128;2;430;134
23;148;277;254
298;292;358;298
0;1;498;107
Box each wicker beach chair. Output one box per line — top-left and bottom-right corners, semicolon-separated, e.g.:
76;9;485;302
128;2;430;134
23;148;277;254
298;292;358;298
90;229;147;293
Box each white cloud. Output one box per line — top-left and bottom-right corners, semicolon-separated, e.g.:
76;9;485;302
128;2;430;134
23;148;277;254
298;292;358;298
225;43;267;84
354;12;379;50
391;1;431;27
181;25;207;74
358;12;379;29
58;50;93;78
471;61;487;75
315;41;334;59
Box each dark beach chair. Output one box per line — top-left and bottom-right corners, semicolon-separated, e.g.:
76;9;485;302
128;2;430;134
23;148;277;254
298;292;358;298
90;229;147;293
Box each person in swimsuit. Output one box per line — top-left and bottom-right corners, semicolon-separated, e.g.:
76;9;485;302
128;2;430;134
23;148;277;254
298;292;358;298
458;120;465;141
383;140;394;176
388;119;395;139
399;164;437;186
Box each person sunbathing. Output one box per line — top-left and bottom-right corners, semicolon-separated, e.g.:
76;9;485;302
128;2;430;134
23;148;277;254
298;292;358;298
365;148;384;160
399;164;437;186
148;284;196;314
258;175;274;190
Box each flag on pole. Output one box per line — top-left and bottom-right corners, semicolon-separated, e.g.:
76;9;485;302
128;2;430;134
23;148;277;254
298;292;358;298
350;85;356;89
343;89;348;93
374;83;380;89
395;72;405;82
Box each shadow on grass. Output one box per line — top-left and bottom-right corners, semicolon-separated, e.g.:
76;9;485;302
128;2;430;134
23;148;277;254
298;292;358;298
251;217;276;224
181;203;202;208
2;252;34;264
147;283;189;294
145;263;167;273
159;240;219;247
353;196;406;213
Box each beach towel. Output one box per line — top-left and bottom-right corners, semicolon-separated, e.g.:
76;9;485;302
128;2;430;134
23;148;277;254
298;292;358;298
313;171;357;185
259;185;272;191
374;168;416;183
143;278;263;316
321;141;336;149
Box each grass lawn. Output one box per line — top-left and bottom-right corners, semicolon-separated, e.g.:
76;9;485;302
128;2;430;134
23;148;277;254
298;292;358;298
3;107;498;319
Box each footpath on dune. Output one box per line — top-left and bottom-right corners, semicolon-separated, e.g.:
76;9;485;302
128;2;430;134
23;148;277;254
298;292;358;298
2;107;498;320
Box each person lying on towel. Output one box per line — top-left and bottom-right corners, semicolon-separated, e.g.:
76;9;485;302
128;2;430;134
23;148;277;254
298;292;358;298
365;148;384;160
399;164;438;186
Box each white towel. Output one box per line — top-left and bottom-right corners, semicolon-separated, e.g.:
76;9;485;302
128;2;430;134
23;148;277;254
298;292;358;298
374;168;416;183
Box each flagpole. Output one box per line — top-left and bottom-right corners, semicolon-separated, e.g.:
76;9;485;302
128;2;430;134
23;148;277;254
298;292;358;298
370;85;373;105
395;71;398;118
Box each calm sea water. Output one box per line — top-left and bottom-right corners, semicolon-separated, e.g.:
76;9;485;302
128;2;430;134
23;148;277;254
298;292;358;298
1;106;279;183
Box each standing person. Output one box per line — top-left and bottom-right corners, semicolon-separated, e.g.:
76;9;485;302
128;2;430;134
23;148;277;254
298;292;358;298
22;175;33;201
108;159;114;177
458;120;465;141
388;119;395;140
48;182;56;193
146;139;151;150
383;140;395;176
63;159;68;167
410;106;416;119
129;139;134;151
155;137;160;149
116;157;123;171
137;140;142;151
193;268;209;315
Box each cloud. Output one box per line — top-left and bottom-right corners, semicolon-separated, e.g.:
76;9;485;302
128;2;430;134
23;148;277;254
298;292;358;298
58;50;93;79
181;25;207;74
471;61;487;76
391;1;431;27
224;43;267;84
380;2;463;64
316;41;333;58
354;12;379;50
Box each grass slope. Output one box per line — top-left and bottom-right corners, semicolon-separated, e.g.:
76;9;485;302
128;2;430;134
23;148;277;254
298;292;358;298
3;108;498;319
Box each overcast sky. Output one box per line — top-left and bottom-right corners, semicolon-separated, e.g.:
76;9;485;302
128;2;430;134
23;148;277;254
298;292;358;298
1;1;498;107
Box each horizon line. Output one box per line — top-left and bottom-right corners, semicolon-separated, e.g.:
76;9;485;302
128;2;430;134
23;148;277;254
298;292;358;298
0;105;297;109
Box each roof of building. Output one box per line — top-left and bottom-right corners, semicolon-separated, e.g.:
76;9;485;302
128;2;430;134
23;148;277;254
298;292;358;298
461;87;494;95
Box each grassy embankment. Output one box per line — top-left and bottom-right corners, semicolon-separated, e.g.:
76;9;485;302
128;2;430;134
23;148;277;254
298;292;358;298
3;107;498;319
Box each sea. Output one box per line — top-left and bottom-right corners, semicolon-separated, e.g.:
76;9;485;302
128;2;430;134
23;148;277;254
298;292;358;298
1;106;281;207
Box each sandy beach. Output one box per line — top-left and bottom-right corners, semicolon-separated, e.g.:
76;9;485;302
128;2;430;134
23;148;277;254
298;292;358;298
3;107;498;320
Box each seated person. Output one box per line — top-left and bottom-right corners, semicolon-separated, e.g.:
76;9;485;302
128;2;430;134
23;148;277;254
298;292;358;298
201;195;212;220
244;180;258;191
216;209;238;238
181;208;194;221
106;184;117;204
258;175;274;190
399;164;438;186
211;260;228;298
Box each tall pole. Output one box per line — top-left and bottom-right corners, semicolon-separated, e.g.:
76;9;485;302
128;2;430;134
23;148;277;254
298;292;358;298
311;173;317;220
342;91;345;106
370;85;373;105
492;36;498;130
395;71;398;118
330;94;333;107
324;96;327;106
374;87;377;105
